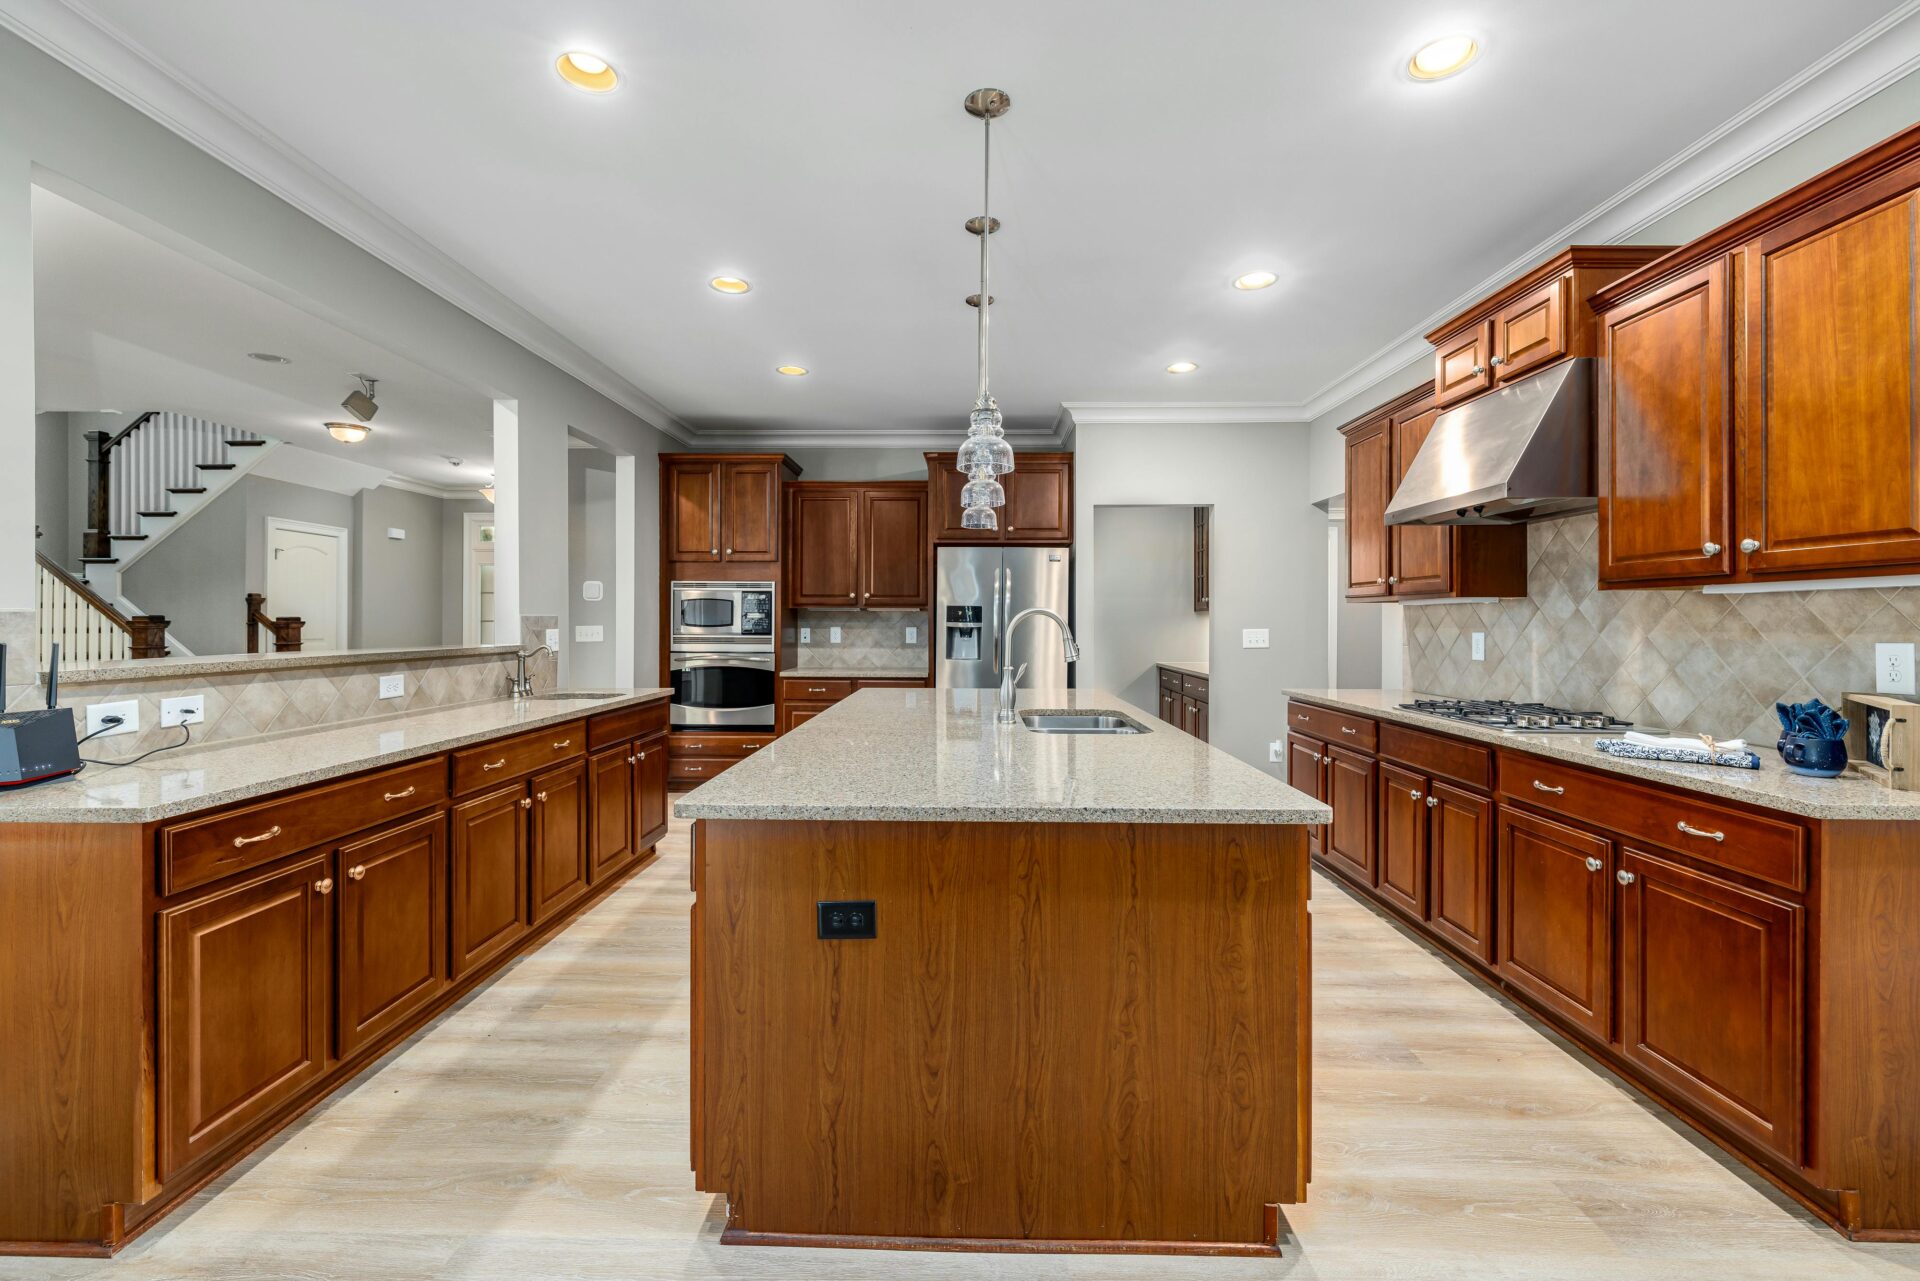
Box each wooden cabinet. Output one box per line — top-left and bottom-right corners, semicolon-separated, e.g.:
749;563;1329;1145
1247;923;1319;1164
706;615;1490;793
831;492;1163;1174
860;487;929;607
664;458;721;562
1618;848;1802;1160
529;760;588;925
1376;762;1429;919
1157;667;1208;743
336;814;447;1059
158;855;331;1178
588;742;637;883
1433;319;1494;407
787;487;859;606
1323;745;1377;886
926;452;1073;544
1497;806;1612;1042
1285;732;1328;855
788;483;929;609
1193;506;1211;611
661;454;797;567
666;729;772;785
720;458;781;561
780;701;832;733
1344;420;1392;597
634;732;669;848
1426;783;1494;964
1388;405;1452;597
450;783;530;978
1491;274;1569;382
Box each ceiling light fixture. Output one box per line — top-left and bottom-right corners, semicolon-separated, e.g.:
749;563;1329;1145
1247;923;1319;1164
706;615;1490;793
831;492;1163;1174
775;365;809;377
247;351;291;364
556;50;618;93
340;373;380;422
1167;361;1199;374
953;87;1016;532
325;421;371;444
709;276;752;294
480;478;496;504
1407;34;1479;81
1232;270;1278;291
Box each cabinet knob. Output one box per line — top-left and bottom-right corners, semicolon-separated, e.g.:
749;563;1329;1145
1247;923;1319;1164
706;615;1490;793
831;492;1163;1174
1425;795;1439;808
1376;577;1386;584
1408;788;1422;800
1617;869;1636;886
848;592;855;600
520;797;533;810
314;877;334;895
1584;856;1603;873
725;547;733;555
1490;355;1505;367
627;755;637;764
1471;364;1485;376
711;547;718;555
1740;538;1760;553
536;791;548;803
1702;541;1722;556
1387;576;1399;585
348;865;366;881
638;749;648;760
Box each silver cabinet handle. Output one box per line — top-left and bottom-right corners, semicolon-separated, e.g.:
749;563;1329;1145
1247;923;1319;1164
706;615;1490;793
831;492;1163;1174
1740;538;1760;553
348;865;366;881
1471;364;1485;375
685;765;704;773
1532;780;1565;795
1408;789;1423;800
482;759;506;771
1295;713;1309;722
848;592;855;600
1341;726;1357;735
1617;869;1637;886
232;825;282;848
536;791;548;802
1703;541;1722;556
1425;795;1439;808
384;786;416;802
1676;820;1724;842
1490;355;1505;367
1375;577;1386;584
314;877;333;895
725;547;733;555
553;738;572;749
627;755;637;764
1387;576;1399;585
1585;856;1603;872
520;797;533;809
807;686;828;693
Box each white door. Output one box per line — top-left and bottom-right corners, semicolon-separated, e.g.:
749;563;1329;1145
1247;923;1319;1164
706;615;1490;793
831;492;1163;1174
265;518;349;652
463;512;496;645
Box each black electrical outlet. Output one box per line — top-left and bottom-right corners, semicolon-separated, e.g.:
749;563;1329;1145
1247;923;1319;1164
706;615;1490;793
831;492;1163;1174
817;900;876;939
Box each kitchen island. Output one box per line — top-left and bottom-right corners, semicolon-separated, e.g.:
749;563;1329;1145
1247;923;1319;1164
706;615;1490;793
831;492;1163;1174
676;687;1328;1255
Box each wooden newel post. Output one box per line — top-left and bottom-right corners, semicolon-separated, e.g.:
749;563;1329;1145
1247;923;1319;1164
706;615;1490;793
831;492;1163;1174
245;593;265;653
274;618;304;653
128;615;170;659
83;429;112;560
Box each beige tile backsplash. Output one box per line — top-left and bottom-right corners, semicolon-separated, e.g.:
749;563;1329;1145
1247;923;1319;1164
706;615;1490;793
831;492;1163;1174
790;609;929;673
1402;513;1920;746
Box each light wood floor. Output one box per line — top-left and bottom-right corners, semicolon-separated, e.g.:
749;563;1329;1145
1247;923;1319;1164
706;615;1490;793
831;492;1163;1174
12;818;1920;1280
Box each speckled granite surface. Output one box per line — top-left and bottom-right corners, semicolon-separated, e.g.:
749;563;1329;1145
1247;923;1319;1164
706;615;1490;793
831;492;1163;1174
0;690;669;824
1285;688;1920;822
676;687;1327;825
779;667;928;681
1159;659;1210;679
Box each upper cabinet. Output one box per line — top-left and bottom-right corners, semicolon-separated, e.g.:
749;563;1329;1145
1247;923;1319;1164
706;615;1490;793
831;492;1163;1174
787;482;929;610
661;455;799;567
1593;122;1920;588
924;452;1073;544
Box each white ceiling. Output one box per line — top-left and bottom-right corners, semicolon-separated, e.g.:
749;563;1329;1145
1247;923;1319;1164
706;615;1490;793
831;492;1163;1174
18;0;1916;444
32;185;494;489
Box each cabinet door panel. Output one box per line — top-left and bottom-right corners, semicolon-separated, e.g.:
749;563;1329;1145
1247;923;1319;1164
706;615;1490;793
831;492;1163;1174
337;814;447;1058
1619;849;1802;1160
588;743;636;883
1494;275;1569;382
635;732;669;849
1427;783;1494;964
1324;746;1377;886
1498;806;1612;1041
1389;406;1451;596
451;784;529;977
1002;460;1072;542
1435;320;1494;407
530;760;589;925
1743;193;1920;573
1345;425;1391;598
1599;260;1732;583
720;460;780;561
861;488;929;607
158;855;330;1177
666;460;721;562
1286;734;1327;856
788;488;859;607
1376;762;1429;919
780;700;834;733
1190;698;1208;744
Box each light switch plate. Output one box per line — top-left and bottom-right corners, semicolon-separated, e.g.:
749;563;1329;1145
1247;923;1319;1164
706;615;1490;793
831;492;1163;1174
1472;632;1486;661
905;625;918;644
830;626;843;644
574;625;604;643
86;699;139;737
1877;642;1916;695
545;628;561;651
1242;628;1269;649
1269;739;1284;762
386;527;407;540
378;674;405;700
160;695;205;727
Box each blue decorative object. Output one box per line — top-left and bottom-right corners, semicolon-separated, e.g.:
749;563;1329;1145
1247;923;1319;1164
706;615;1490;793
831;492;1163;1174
1593;739;1760;769
1775;699;1850;777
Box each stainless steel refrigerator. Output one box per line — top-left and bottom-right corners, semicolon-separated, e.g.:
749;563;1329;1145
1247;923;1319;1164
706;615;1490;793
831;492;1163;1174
934;546;1072;695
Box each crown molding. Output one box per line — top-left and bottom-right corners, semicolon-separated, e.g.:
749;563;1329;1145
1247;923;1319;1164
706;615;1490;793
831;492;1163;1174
380;475;490;501
1061;402;1311;427
0;0;695;445
683;419;1074;450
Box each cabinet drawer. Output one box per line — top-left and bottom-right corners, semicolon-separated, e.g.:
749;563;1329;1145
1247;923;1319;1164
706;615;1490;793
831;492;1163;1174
671;757;735;783
669;732;771;760
1500;754;1805;891
1379;722;1492;791
1160;668;1182;693
1181;674;1209;701
162;757;448;895
587;698;669;750
857;678;926;689
1288;701;1376;753
781;677;856;702
452;722;586;795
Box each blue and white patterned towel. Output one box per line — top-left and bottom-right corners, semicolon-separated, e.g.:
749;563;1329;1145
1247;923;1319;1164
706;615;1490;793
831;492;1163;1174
1592;738;1761;770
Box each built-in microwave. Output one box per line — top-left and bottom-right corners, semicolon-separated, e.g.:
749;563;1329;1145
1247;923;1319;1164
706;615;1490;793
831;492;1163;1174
669;581;774;651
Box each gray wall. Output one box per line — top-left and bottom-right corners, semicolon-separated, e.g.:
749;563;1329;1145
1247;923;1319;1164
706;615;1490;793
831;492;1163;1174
781;447;944;482
568;452;618;688
33;412;66;566
1333;521;1383;686
120;471;248;655
1090;505;1210;715
1075;422;1325;773
351;485;445;649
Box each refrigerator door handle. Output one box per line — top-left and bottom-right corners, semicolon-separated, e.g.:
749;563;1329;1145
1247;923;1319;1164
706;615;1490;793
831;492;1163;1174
1003;567;1014;676
991;564;1003;673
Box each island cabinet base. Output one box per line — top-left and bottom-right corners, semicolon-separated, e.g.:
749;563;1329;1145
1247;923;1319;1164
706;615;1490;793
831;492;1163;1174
690;818;1310;1254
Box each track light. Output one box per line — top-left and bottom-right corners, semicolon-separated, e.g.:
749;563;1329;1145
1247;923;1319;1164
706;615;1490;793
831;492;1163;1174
341;374;380;423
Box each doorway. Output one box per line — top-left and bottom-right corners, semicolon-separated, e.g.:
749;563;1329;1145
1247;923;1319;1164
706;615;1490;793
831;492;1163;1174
463;511;497;645
264;517;350;651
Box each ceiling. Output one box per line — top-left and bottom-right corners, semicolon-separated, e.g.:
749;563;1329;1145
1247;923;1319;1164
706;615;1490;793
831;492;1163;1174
19;0;1915;444
32;185;495;490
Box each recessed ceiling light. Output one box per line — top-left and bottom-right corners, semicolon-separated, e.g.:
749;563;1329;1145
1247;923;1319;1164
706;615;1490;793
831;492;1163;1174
247;351;291;364
1166;361;1199;374
709;276;752;294
1232;270;1278;291
325;421;371;444
556;50;618;93
775;365;809;377
1408;35;1479;81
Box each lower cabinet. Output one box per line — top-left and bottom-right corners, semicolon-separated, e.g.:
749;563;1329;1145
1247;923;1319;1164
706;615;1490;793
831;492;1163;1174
157;854;332;1178
1323;745;1378;886
1285;733;1327;855
336;814;448;1058
1618;847;1802;1160
635;732;669;846
1425;782;1495;964
529;760;590;926
1497;806;1613;1041
589;732;670;883
450;783;531;978
1376;762;1429;919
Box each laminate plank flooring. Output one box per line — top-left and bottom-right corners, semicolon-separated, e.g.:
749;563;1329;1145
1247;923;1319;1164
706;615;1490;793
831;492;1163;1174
8;817;1919;1280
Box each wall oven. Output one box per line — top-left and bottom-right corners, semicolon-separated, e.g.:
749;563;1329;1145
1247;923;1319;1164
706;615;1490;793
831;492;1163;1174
670;652;776;729
670;581;774;651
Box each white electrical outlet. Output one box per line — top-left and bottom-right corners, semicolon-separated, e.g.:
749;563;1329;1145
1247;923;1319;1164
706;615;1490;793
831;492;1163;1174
1472;632;1486;661
1878;642;1917;696
86;699;139;737
545;628;561;651
1269;739;1284;763
574;625;604;643
160;695;205;727
906;625;918;644
1242;628;1270;649
378;674;406;700
386;527;407;541
799;626;811;644
830;626;843;644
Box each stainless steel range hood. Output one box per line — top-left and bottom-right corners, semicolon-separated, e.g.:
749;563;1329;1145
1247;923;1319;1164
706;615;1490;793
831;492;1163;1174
1384;358;1595;526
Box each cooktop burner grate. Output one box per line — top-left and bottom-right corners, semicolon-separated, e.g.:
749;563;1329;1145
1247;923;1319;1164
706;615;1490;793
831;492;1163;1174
1396;698;1631;734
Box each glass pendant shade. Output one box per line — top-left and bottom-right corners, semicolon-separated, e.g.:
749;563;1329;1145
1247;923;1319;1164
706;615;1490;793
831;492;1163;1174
956;431;1015;475
969;406;1004;436
961;471;1005;509
960;504;999;530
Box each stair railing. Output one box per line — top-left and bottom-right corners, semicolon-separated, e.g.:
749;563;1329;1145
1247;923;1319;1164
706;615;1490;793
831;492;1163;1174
82;411;157;560
245;594;305;653
37;553;170;664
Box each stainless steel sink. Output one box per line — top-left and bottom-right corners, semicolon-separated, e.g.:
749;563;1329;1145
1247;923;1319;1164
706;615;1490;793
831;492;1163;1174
1018;710;1150;734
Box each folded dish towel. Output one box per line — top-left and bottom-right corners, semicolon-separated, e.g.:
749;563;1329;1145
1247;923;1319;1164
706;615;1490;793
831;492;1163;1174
1593;737;1761;770
1623;730;1748;753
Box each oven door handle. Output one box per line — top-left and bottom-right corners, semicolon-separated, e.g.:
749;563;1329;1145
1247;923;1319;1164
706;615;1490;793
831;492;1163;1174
671;654;777;671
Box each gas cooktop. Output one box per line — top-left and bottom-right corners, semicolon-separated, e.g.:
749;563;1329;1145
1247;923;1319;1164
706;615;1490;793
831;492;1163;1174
1397;698;1632;734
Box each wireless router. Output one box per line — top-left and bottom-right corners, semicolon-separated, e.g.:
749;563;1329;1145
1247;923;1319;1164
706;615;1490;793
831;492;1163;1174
0;642;83;788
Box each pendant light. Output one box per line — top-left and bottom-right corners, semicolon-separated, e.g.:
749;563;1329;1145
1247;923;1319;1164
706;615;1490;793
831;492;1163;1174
956;88;1015;531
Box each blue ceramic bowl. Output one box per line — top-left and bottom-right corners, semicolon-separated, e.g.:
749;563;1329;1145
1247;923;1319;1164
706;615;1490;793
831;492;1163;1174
1778;734;1848;778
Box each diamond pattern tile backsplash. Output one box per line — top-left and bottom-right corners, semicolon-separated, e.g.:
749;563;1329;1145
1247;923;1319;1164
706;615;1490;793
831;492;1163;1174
789;610;929;672
1402;513;1920;747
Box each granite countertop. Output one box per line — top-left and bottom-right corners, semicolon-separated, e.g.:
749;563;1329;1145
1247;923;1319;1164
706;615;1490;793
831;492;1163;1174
1284;688;1920;822
1159;659;1210;679
0;689;670;825
676;687;1327;826
779;667;928;681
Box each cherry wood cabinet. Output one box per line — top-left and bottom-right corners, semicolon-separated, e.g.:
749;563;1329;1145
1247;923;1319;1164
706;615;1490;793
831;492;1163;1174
1497;806;1613;1043
588;743;637;882
1193;506;1211;611
634;732;669;848
925;452;1073;544
860;487;929;607
1323;745;1377;886
529;760;589;926
1433;319;1494;407
1491;274;1569;382
336;813;447;1059
720;458;781;562
661;454;798;567
787;483;928;609
664;458;721;562
1376;762;1429;919
1285;732;1328;856
1343;419;1393;598
1388;405;1452;597
450;783;530;978
158;854;331;1178
1425;782;1495;965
